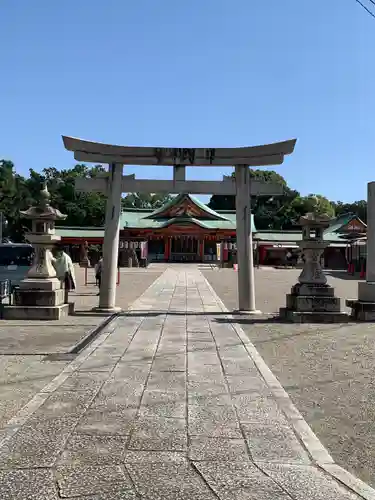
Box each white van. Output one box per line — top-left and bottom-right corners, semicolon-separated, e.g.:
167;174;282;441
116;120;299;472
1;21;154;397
0;244;34;288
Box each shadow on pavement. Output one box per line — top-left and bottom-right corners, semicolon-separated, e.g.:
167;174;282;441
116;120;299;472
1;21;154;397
118;310;230;317
72;311;110;317
215;316;281;325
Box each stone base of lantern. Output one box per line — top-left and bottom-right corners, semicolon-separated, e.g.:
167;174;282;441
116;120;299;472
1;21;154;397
18;278;62;291
14;288;65;307
3;303;70;320
2;281;72;320
279;283;349;323
346;282;375;321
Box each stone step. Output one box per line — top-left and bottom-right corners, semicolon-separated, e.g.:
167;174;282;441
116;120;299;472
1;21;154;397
286;294;341;313
279;307;350;324
346;299;375;321
2;304;70;320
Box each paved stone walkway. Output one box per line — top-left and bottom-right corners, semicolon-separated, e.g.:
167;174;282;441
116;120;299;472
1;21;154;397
203;268;375;488
0;268;373;499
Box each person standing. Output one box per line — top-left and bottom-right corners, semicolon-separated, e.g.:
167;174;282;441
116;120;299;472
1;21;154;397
52;244;76;304
95;256;103;296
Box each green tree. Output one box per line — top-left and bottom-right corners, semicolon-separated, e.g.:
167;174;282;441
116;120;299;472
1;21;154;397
122;193;173;209
291;194;335;218
0;159;365;241
208;170;338;229
28;164;108;227
332;200;367;222
208;168;289;212
0;160;33;241
249;169;287;186
208;168;301;229
0;161;110;241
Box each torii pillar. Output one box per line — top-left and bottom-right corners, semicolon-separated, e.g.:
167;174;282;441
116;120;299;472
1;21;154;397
96;163;123;312
235;165;258;313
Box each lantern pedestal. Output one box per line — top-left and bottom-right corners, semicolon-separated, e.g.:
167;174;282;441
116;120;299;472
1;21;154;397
279;213;349;323
2;184;71;320
346;282;375;321
4;294;70;320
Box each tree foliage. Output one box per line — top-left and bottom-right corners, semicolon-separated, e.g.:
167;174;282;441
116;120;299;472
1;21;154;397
122;193;172;209
0;160;172;242
332;200;367;223
0;160;367;242
208;168;358;229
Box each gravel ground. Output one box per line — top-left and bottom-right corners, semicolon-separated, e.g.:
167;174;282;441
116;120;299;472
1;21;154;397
203;267;375;487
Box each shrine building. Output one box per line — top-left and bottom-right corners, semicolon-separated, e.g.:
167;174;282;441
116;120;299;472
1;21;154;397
55;193;367;268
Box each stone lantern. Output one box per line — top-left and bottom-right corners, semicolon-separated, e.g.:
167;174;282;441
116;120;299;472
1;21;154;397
280;211;348;322
3;184;71;320
297;212;331;286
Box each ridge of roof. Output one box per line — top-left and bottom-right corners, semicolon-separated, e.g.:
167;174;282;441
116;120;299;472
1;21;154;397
55;225;103;230
121;208;154;213
324;212;366;235
144;193;229;221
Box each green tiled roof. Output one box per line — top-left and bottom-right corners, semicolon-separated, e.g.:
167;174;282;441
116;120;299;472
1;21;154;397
323;213;366;242
254;231;302;242
323;213;354;236
122;211;254;231
121;211;253;230
254;213;366;243
121;194;255;231
55;227;105;238
55;204;362;242
146;194;228;220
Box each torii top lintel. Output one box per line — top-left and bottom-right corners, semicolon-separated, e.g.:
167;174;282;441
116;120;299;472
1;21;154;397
62;136;297;167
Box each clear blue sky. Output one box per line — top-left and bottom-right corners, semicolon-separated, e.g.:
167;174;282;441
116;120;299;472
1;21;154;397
1;0;375;203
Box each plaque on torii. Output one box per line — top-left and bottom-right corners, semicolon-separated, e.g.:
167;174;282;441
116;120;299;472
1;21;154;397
62;136;296;313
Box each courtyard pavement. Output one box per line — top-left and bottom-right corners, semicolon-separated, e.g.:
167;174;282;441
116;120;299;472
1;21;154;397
0;267;162;430
0;266;372;499
204;267;375;489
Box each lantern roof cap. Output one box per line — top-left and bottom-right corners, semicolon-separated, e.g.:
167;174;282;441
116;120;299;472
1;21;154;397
299;212;331;228
20;183;67;221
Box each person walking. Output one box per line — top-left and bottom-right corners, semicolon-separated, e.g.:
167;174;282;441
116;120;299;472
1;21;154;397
52;244;76;304
95;256;103;296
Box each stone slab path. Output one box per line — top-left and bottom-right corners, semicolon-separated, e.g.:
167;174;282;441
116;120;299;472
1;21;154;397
0;267;373;499
203;268;375;487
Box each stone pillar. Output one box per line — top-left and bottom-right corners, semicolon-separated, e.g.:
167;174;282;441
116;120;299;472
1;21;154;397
97;163;123;312
347;182;375;319
365;182;375;283
235;165;259;313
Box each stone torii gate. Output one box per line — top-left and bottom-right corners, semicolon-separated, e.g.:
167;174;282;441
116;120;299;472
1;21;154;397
62;136;296;313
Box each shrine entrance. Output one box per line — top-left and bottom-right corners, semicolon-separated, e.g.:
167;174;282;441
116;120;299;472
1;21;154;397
63;136;296;312
170;236;199;262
